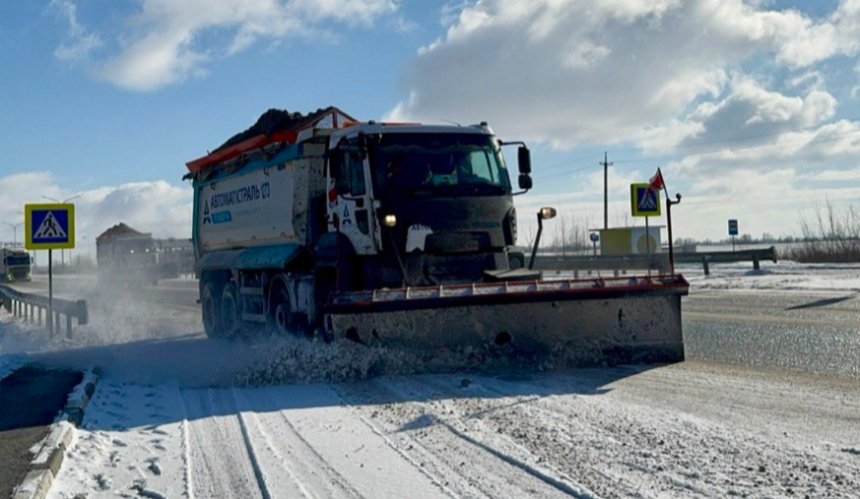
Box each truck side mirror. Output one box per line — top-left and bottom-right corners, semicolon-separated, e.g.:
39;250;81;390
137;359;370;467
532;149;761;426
518;174;533;190
518;146;531;174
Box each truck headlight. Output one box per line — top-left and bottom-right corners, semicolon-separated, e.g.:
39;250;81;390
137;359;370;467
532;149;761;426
383;214;397;227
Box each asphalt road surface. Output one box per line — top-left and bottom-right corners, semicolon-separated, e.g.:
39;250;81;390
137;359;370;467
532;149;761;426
0;366;82;498
683;287;860;378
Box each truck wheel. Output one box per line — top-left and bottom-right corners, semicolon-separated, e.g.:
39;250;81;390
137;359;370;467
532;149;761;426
220;282;242;339
201;282;223;338
267;278;292;335
267;276;313;337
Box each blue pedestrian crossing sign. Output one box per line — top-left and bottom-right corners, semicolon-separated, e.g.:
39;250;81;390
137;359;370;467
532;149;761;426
24;203;75;250
630;183;661;217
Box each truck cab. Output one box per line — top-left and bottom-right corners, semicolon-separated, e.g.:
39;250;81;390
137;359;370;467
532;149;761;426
325;122;530;289
1;247;32;282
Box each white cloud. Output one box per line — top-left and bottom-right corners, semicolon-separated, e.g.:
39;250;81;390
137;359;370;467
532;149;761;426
0;173;192;253
53;0;398;91
51;0;103;64
390;0;860;148
638;76;839;154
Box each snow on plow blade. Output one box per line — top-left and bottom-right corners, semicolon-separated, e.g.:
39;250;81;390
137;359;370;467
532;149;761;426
325;274;689;365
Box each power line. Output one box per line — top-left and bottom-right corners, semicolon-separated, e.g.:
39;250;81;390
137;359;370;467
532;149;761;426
538;152;603;172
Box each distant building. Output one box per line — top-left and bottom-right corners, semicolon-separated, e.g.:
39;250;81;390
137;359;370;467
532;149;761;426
594;226;665;256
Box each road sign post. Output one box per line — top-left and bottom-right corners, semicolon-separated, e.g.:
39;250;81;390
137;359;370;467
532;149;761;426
24;204;75;336
666;194;682;274
728;219;738;252
631;184;661;276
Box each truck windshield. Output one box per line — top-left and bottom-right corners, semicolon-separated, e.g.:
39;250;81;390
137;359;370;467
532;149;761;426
372;133;511;195
5;255;29;266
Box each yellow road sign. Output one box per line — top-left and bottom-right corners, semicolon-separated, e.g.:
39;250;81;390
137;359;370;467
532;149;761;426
24;203;75;250
630;183;661;217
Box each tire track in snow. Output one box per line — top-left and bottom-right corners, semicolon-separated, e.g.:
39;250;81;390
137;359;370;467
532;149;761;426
342;377;594;498
180;418;194;499
393;376;599;498
232;392;273;499
181;389;267;499
236;385;449;499
230;388;361;499
455;368;860;498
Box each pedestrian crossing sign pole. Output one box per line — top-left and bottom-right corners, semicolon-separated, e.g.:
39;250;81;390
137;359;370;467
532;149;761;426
630;184;661;277
24;203;75;336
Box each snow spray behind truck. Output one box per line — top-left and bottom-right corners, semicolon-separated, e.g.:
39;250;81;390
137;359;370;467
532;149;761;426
185;107;688;363
96;223;160;286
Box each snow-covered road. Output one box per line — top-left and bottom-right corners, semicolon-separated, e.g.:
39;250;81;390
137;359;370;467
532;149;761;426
50;362;859;498
2;262;859;498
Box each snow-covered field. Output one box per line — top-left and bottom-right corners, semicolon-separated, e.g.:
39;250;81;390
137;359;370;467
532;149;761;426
1;261;858;498
680;260;860;292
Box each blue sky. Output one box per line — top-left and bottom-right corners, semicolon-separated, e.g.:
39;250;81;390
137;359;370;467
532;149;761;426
2;0;859;253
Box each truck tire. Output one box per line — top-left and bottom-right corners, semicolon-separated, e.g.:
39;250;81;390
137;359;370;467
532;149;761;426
267;276;312;337
267;278;290;335
220;282;242;339
201;281;223;338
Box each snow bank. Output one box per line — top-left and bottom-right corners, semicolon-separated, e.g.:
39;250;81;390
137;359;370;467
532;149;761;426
680;261;860;292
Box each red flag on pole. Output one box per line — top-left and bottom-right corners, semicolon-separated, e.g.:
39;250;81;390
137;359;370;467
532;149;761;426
649;168;664;191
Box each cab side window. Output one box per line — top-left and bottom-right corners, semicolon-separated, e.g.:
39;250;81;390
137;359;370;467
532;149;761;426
331;142;366;196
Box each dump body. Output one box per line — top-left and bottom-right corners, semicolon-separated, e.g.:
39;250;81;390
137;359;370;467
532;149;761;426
194;141;325;259
1;248;31;282
187;107;688;364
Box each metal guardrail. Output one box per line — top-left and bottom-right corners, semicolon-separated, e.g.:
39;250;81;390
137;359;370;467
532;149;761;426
528;246;777;277
531;254;671;276
0;284;88;337
674;246;778;275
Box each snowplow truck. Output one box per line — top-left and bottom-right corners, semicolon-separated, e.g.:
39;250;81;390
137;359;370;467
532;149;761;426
1;247;31;282
96;223;160;286
185;107;688;363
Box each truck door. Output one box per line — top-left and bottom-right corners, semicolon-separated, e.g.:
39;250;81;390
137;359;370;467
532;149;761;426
328;140;379;255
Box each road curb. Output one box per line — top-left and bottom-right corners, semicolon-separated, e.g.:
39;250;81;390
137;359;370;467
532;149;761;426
12;367;100;499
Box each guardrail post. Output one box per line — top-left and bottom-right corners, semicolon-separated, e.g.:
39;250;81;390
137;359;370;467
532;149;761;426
77;299;88;325
702;257;710;276
753;255;760;271
66;315;73;338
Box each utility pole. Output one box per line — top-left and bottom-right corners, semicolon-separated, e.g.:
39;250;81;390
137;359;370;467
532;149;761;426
600;152;613;229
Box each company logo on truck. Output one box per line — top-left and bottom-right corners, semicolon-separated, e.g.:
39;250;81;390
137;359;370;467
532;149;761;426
210;181;270;208
203;181;271;224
